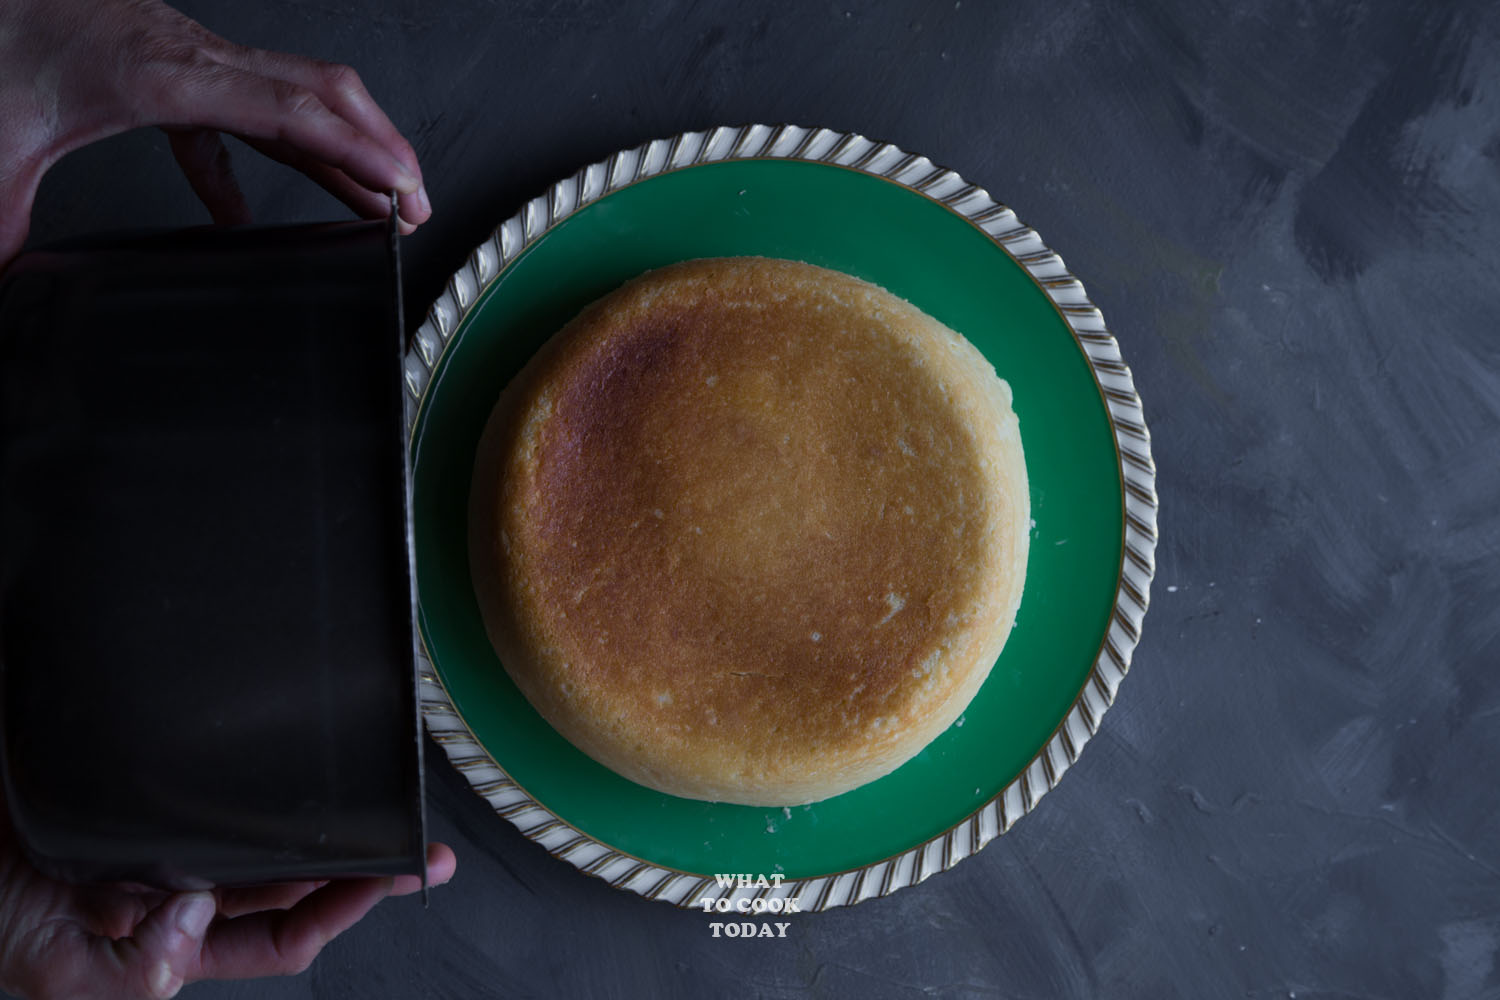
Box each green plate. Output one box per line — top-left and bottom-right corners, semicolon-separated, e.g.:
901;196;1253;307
409;127;1156;904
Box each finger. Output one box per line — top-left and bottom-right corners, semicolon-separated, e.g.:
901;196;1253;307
389;842;458;896
165;128;252;226
214;880;326;919
102;891;217;1000
159;65;419;198
241;137;418;233
191;876;393;981
224;54;432;228
222;51;421;184
73;883;167;940
397;184;431;231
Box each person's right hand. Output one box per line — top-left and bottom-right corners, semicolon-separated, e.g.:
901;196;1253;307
0;799;457;999
0;0;432;269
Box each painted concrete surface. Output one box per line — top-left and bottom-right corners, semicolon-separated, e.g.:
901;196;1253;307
14;0;1500;997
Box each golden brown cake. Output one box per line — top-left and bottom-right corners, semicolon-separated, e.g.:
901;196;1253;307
469;257;1029;805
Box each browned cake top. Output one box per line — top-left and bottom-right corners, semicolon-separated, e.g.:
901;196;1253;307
470;257;1028;804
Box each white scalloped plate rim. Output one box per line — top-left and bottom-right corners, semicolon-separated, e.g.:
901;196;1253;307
405;124;1158;912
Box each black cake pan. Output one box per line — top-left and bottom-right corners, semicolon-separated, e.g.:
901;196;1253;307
0;216;426;889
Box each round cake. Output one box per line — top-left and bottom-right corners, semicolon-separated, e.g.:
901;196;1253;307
468;257;1029;805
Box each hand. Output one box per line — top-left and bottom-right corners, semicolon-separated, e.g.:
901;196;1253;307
0;802;458;999
0;0;432;269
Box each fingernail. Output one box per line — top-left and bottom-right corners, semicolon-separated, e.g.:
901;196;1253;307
394;159;420;193
416;185;432;218
175;892;216;939
148;959;180;999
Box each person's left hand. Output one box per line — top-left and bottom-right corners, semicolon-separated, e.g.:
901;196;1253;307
0;803;458;1000
0;0;433;270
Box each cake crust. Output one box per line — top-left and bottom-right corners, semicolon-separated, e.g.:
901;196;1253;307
469;257;1028;805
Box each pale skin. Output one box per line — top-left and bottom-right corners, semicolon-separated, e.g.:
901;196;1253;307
0;0;455;995
0;803;457;999
0;0;433;268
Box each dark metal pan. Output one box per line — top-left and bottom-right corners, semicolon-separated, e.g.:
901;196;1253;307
0;215;426;889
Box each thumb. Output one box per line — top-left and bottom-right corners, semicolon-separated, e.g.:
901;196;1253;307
119;891;216;999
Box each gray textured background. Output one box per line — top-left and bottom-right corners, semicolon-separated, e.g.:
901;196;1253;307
17;0;1500;997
